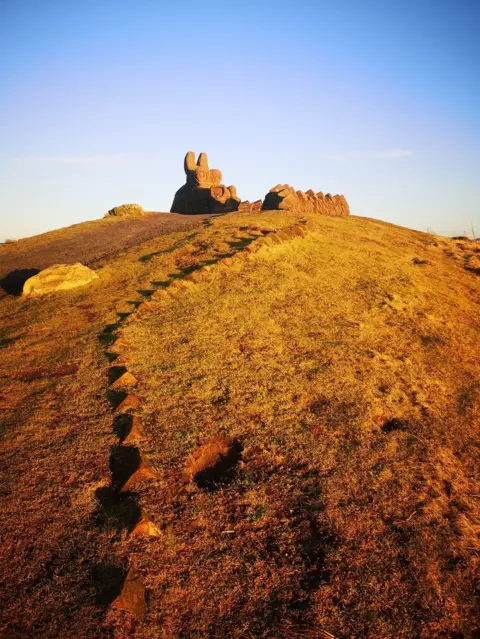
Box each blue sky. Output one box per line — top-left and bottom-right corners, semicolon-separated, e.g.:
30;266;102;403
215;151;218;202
0;0;479;240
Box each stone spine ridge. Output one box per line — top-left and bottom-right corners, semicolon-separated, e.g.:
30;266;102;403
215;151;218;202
171;152;240;214
238;200;262;212
262;184;350;216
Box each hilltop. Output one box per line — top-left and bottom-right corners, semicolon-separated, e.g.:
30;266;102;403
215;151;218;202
0;209;479;638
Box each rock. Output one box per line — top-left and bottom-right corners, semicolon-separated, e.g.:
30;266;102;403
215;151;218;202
111;371;138;390
110;567;146;620
262;184;350;216
114;395;142;415
171;152;240;214
121;415;146;445
119;459;160;493
186;435;243;489
238;199;263;212
130;509;162;538
105;204;144;218
23;263;99;296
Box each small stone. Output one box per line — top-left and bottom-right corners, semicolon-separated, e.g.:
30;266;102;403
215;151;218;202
130;510;161;538
111;371;138;390
110;567;146;620
119;460;160;493
114;395;142;415
122;415;146;445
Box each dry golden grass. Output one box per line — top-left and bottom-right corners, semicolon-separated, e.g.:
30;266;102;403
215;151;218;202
0;210;479;638
0;211;295;637
119;215;480;638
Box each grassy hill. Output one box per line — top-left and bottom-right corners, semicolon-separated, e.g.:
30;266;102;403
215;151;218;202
0;210;479;638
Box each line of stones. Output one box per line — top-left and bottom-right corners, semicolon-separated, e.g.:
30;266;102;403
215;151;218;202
103;219;316;621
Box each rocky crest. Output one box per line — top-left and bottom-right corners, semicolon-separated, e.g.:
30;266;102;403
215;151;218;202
170;152;240;214
105;204;145;218
262;184;350;216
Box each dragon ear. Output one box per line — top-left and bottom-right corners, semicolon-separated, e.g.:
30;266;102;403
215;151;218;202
197;153;209;170
184;152;196;172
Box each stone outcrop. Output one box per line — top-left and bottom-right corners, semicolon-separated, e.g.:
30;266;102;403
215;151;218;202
171;152;240;214
262;185;350;217
23;263;99;296
105;204;144;218
238;200;263;212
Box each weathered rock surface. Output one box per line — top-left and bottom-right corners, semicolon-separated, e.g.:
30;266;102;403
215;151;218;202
110;567;146;619
105;204;144;218
262;184;350;216
22;263;99;296
238;200;263;212
171;152;240;214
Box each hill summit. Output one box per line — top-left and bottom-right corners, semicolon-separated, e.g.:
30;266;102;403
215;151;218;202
0;208;478;638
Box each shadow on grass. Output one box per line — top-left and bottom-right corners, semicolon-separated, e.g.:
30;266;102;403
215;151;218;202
108;366;127;385
137;289;155;298
112;413;133;440
0;335;21;349
193;439;244;491
381;418;409;433
465;265;480;276
139;231;198;263
109;445;142;492
98;332;118;347
227;236;257;251
0;268;40;295
106;389;127;410
91;561;127;606
94;486;141;534
98;323;120;347
147;230;262;290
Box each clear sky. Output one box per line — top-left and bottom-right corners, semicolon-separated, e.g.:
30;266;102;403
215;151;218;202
0;0;479;240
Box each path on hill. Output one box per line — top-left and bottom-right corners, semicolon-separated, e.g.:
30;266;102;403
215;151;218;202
0;212;215;285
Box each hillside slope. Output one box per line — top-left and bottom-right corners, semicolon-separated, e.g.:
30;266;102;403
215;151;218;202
0;211;479;638
0;212;213;285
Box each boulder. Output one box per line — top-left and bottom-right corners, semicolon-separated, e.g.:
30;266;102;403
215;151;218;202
23;263;99;296
171;152;240;214
105;204;144;218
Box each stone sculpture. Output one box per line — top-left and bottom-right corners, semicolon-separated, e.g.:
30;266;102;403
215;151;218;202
171;152;240;214
262;184;350;216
